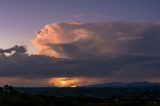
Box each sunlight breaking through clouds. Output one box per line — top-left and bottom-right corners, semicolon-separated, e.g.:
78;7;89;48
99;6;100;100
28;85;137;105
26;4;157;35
1;21;160;86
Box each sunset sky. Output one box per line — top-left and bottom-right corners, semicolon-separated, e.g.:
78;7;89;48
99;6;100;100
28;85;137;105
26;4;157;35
0;0;160;87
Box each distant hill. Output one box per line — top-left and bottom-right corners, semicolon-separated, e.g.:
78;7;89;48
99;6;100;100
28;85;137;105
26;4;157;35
86;81;160;87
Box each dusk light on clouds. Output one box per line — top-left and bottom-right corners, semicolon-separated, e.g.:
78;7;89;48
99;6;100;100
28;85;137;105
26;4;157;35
0;0;160;87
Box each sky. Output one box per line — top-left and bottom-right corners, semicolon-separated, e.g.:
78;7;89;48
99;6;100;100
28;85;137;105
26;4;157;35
0;0;160;87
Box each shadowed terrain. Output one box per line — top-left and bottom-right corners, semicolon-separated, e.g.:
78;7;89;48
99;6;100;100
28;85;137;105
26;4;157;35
1;84;160;106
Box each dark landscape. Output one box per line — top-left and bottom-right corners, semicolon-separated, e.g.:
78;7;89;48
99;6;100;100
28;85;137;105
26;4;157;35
0;82;160;106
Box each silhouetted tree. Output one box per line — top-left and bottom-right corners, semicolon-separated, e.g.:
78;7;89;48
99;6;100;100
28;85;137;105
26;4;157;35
3;85;15;92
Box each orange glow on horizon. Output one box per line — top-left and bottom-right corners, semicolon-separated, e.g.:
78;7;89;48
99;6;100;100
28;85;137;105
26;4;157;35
49;77;102;87
49;77;83;87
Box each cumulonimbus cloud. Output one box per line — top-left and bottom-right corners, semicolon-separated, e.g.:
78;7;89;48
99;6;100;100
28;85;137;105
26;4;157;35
1;21;160;86
33;22;160;59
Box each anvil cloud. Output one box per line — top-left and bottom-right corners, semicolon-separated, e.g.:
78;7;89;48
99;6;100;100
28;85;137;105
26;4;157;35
33;22;160;59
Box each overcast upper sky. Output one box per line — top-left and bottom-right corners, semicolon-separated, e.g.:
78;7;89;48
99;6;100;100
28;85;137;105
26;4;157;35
0;0;160;87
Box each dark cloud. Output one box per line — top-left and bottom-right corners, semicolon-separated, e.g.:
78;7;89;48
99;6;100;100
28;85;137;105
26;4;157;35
1;22;160;86
0;52;160;83
0;45;26;54
123;25;160;54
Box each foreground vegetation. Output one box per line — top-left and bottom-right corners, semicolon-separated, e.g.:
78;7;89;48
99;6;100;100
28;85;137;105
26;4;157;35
0;85;160;106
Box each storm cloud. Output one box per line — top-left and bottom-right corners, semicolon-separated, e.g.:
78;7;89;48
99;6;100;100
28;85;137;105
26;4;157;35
0;53;160;86
1;21;160;86
33;22;160;59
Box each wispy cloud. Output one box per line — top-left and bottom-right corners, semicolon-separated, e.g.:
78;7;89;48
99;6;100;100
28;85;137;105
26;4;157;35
73;13;116;22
